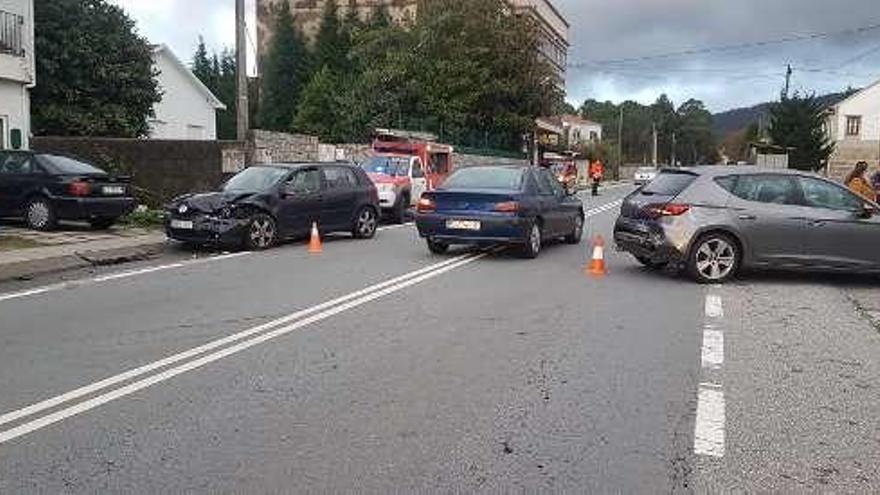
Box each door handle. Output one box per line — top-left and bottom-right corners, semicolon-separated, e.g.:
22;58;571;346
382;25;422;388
737;214;757;220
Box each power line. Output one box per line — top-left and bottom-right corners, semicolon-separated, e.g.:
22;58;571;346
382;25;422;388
568;20;880;68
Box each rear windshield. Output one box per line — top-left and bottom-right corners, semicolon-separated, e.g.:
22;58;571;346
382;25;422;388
39;154;106;175
641;171;697;196
441;167;524;190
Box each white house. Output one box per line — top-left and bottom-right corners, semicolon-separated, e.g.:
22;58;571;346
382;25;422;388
0;0;34;150
825;78;880;179
551;114;603;146
149;44;226;141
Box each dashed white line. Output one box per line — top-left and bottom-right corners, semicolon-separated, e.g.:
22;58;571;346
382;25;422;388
693;383;726;457
705;294;724;318
700;329;724;370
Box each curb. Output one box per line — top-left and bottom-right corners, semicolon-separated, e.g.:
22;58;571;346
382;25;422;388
0;239;167;282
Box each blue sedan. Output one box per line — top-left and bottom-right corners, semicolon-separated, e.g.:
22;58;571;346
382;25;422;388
415;166;585;258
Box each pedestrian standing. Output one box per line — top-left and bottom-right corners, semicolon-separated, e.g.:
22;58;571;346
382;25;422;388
589;159;605;196
844;161;877;202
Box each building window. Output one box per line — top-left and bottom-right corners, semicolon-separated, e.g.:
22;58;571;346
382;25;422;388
589;131;598;142
845;116;861;137
0;10;24;57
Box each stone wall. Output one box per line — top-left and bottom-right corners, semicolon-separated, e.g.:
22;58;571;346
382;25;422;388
32;137;241;207
250;130;319;164
828;140;880;181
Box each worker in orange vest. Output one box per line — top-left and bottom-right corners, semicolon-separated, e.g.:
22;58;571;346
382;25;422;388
589;159;605;196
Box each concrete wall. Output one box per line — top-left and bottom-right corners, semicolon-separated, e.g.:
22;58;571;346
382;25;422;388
149;48;220;141
828;140;880;181
0;78;29;149
250;130;320;163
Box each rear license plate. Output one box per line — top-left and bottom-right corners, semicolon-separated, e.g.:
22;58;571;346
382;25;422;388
102;185;125;195
446;220;481;231
170;219;194;230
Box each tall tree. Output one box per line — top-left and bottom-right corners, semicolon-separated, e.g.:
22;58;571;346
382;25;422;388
32;0;161;137
258;2;312;131
293;66;345;141
769;93;834;171
314;0;350;74
192;37;215;90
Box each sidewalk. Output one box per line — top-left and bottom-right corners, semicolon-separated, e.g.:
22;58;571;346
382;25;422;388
848;287;880;330
0;225;167;281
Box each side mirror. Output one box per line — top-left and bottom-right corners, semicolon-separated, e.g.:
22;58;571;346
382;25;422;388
860;204;877;218
281;185;296;198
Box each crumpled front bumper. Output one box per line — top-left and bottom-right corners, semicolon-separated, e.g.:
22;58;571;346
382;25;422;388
165;214;249;246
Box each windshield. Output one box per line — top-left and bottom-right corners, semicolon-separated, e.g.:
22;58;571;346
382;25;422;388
222;167;289;193
39;155;106;175
441;167;524;190
362;157;410;176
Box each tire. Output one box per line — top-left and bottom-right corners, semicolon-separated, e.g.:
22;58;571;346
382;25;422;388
25;197;57;231
89;217;118;230
243;213;277;250
687;232;740;284
427;238;449;254
635;255;668;270
521;221;542;259
392;194;409;224
564;214;584;244
352;206;378;239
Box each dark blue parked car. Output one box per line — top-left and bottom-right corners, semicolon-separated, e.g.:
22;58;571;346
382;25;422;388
415;165;584;258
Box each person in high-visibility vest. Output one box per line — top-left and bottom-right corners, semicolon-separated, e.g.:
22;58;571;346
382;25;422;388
589;160;605;196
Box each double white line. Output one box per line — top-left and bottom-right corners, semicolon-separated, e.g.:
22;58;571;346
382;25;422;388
585;199;623;217
0;252;485;445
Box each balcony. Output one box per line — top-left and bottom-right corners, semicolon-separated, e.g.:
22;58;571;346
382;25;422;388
0;10;24;57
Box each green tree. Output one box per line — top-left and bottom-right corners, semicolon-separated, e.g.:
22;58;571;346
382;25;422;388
192;37;215;91
314;0;351;74
293;66;346;141
769;93;834;171
258;2;312;131
32;0;161;137
676;99;717;165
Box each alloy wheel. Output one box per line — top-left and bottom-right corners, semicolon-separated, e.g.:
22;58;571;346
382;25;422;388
695;237;736;281
28;201;50;229
249;217;275;249
529;224;541;253
356;208;377;238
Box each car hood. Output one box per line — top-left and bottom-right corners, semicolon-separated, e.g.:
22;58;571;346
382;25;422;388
172;191;260;214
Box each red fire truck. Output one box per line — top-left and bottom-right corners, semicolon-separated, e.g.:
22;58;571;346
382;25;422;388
361;129;455;222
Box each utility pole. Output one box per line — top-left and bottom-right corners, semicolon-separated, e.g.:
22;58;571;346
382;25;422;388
652;122;658;167
616;107;624;180
671;132;677;167
235;0;249;141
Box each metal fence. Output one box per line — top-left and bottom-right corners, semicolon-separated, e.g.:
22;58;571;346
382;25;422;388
0;10;24;57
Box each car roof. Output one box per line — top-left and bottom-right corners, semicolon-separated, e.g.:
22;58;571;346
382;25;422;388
667;165;823;179
255;161;359;170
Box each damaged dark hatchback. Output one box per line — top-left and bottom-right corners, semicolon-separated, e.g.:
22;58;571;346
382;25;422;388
166;163;380;250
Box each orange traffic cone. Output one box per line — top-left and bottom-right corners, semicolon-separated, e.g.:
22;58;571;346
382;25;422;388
586;235;607;277
308;222;323;254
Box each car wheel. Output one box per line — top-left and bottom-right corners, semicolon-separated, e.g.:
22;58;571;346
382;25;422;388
688;233;740;284
427;238;449;254
565;214;584;244
352;206;378;239
392;195;409;224
25;197;57;231
243;213;277;250
635;255;668;270
521;221;542;259
89;217;118;230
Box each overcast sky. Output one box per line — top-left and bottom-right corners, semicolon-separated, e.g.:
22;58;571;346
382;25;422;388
111;0;880;112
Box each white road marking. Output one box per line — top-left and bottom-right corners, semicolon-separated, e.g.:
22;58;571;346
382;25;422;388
378;222;414;231
701;329;724;370
0;252;486;445
693;383;726;457
0;253;477;430
705;294;724;318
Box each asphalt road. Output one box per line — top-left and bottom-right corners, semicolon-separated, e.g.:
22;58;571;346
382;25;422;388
1;184;878;492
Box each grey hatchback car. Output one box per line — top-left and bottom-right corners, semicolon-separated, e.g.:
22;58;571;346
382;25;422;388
614;166;880;283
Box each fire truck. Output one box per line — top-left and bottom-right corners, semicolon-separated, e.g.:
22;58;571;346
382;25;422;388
360;129;455;223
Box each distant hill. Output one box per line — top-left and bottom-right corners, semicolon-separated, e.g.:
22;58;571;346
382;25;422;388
712;91;855;136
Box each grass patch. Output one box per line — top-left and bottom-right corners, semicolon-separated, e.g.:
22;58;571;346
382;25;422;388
0;236;46;252
121;208;167;229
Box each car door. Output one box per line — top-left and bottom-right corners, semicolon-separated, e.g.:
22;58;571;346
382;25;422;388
278;168;323;237
0;152;40;216
796;176;880;268
320;166;359;230
410;157;428;203
534;168;565;236
721;174;811;266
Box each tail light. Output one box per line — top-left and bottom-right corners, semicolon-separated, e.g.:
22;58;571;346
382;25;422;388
494;201;520;213
417;197;436;213
643;203;690;219
69;181;91;197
